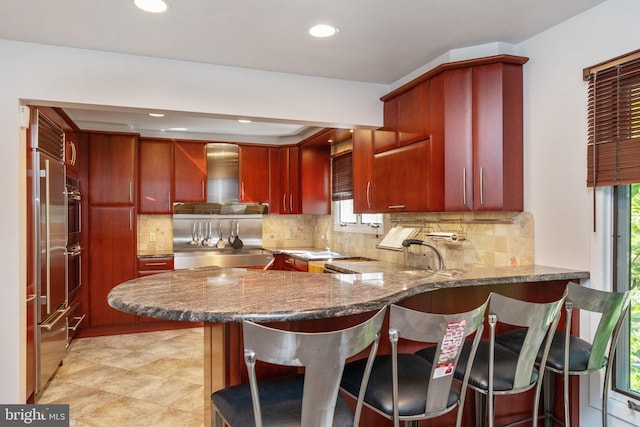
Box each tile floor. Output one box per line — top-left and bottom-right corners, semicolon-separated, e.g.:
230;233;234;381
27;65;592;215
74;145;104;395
38;327;205;426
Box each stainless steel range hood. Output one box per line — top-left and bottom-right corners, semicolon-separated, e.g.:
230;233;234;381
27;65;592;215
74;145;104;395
207;143;239;203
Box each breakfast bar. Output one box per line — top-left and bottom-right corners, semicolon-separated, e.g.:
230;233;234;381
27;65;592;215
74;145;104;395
108;265;589;426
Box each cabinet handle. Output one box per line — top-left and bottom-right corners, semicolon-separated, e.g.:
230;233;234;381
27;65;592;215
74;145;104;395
479;167;484;206
388;205;406;209
290;194;293;212
201;181;205;199
282;193;287;212
366;182;372;209
129;181;133;204
129;209;133;230
241;182;245;201
144;262;168;267
168;191;171;211
69;140;77;165
462;168;467;206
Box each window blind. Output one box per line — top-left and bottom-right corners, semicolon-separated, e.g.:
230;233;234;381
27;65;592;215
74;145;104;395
332;152;353;201
586;49;640;187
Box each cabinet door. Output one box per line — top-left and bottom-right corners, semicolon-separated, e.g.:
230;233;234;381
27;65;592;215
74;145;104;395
353;129;376;213
239;145;270;203
472;63;523;211
88;133;137;205
432;68;474;211
88;206;137;327
268;147;283;214
301;144;330;214
374;140;442;212
174;141;207;202
139;139;173;213
374;98;398;153
397;81;430;147
278;147;300;214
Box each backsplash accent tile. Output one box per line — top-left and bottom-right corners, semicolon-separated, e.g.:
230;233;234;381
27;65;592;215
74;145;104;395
138;215;173;254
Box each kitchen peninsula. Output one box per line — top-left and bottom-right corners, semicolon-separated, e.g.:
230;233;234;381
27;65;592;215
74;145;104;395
108;264;588;426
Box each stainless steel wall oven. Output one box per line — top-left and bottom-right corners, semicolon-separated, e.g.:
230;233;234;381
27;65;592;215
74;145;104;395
66;176;81;246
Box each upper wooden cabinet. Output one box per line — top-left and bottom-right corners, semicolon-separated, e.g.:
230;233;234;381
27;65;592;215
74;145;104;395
275;146;300;214
376;81;430;153
430;62;524;212
352;129;376;213
138;138;173;214
88;133;137;206
300;142;330;215
174;141;207;203
373;139;443;213
238;145;270;204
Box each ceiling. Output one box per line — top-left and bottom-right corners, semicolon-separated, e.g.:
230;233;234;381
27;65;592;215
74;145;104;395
1;0;606;143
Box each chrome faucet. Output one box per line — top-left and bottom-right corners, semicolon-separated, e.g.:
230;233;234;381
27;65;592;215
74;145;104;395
322;235;330;252
402;239;446;270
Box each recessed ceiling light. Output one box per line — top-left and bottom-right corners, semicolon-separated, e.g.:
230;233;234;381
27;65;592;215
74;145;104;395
135;0;168;13
238;119;252;123
148;112;165;117
309;24;338;38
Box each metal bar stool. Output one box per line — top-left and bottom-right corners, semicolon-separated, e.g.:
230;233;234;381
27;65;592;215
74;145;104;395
416;291;567;427
496;281;634;426
210;307;387;427
340;299;489;427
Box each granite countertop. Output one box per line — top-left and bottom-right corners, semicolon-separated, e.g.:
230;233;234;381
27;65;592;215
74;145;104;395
108;265;589;323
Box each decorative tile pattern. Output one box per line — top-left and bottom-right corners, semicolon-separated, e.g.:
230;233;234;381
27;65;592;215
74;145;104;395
37;328;204;427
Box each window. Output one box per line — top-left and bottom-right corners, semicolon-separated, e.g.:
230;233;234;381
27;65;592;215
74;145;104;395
332;151;383;234
590;49;640;402
614;185;640;398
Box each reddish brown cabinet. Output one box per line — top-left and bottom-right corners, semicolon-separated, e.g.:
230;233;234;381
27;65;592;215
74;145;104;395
430;61;524;212
88;206;137;327
373;139;443;213
352;129;376;213
138;138;173;213
269;146;300;214
238;145;270;203
137;256;174;277
174;140;207;203
88;133;137;205
376;81;430;153
300;142;330;214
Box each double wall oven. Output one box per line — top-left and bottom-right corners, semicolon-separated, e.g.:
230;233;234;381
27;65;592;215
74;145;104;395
65;176;84;344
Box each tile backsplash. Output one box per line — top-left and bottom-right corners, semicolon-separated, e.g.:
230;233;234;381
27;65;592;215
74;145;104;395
138;211;534;270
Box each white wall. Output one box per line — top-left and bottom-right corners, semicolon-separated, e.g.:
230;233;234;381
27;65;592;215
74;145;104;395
518;0;640;425
0;39;388;403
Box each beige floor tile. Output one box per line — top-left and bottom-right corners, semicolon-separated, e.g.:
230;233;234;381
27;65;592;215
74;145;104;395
38;327;205;426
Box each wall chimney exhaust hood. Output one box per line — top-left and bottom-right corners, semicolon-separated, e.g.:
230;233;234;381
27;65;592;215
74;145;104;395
206;143;239;203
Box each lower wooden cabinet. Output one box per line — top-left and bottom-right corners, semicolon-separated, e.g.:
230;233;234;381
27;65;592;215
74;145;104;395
88;206;137;328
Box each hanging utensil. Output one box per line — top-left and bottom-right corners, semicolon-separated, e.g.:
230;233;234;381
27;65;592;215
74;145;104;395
216;222;226;249
232;220;243;249
228;220;235;246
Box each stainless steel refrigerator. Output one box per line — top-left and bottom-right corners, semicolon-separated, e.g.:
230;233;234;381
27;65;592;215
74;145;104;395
31;110;68;397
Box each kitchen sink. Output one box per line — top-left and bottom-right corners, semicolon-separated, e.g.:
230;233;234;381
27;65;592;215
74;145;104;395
301;251;347;260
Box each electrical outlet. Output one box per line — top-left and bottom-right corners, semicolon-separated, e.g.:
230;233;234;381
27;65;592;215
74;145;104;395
285;231;291;239
149;232;156;242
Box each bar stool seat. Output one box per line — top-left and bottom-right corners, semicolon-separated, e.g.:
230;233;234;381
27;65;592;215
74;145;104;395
211;374;355;427
495;281;633;426
211;307;387;427
341;300;489;427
